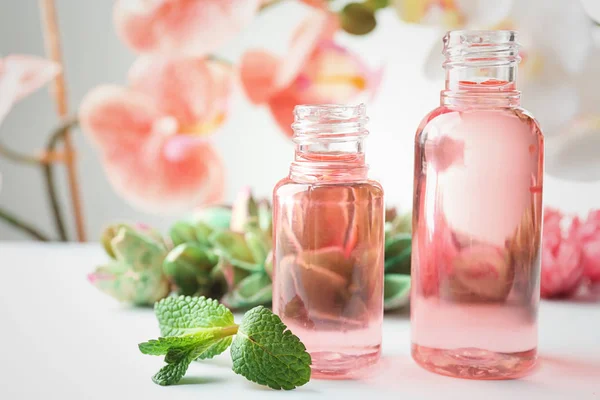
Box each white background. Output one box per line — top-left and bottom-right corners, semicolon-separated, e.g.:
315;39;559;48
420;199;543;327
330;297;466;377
0;1;598;241
1;243;599;399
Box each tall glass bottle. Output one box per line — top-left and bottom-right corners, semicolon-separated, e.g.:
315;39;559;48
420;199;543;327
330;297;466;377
411;30;544;379
273;104;384;379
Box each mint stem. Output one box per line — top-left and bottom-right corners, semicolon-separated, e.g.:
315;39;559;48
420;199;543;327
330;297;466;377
220;324;239;337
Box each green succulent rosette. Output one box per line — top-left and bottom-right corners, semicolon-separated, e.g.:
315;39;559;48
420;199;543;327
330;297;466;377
89;224;171;306
383;208;413;310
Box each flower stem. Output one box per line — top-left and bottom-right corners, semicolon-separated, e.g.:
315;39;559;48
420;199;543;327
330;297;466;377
0;207;51;241
39;0;87;242
43;117;78;242
0;143;44;165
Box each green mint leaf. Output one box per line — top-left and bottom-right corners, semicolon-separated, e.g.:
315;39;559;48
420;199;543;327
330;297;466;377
139;331;216;356
151;334;230;386
231;306;311;390
141;296;241;386
196;337;233;360
152;358;191;386
155;295;235;337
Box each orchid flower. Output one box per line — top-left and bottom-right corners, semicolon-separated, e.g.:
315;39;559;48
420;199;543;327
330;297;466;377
79;56;232;213
581;0;600;24
0;55;60;127
419;0;596;139
114;0;261;56
240;10;382;137
0;54;59;193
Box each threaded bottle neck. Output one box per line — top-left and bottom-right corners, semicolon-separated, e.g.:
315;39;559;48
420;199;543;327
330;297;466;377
442;30;521;107
290;104;369;183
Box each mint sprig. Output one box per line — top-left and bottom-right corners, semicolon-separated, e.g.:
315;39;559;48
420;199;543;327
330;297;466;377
231;306;312;390
139;296;312;390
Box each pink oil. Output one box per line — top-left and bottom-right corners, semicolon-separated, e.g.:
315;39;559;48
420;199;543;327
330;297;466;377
273;180;384;379
411;105;544;379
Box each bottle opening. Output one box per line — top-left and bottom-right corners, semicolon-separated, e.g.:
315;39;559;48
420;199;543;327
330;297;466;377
289;104;369;182
292;104;368;141
443;30;521;69
442;30;521;106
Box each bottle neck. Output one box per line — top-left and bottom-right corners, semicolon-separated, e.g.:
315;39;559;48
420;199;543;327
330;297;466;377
441;30;521;108
289;104;369;183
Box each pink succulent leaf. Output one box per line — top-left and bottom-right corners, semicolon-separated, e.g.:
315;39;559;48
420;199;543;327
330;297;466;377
541;238;583;298
230;186;251;232
230;186;260;232
540;208;584;298
0;55;60;125
239;50;280;104
114;0;261;56
570;210;600;282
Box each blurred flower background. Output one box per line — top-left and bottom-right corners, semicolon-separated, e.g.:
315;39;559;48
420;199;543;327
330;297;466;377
0;0;598;238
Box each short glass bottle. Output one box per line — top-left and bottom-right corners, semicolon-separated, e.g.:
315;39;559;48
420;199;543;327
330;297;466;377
411;30;544;379
272;104;384;379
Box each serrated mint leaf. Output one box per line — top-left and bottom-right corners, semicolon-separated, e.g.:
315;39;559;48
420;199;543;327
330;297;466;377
139;331;215;356
196;336;233;360
155;296;235;337
231;306;311;390
151;332;229;386
141;296;240;386
152;357;191;386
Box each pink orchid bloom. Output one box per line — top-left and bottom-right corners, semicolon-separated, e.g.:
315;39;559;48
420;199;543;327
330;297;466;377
570;210;600;283
240;11;382;138
114;0;260;56
0;54;60;126
79;56;232;213
300;0;329;8
540;208;584;298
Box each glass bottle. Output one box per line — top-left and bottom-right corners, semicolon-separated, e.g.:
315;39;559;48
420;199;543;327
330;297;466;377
272;104;384;379
411;30;544;379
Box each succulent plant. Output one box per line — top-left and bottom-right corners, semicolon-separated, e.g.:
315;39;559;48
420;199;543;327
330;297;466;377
163;218;221;297
90;189;413;312
161;188;274;309
383;208;412;310
211;188;274;309
89;224;171;306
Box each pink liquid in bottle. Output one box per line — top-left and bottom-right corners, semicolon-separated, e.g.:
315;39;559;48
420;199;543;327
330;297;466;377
273;104;384;379
411;31;544;379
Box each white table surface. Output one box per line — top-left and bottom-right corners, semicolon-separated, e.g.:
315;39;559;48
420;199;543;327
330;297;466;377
1;243;598;400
